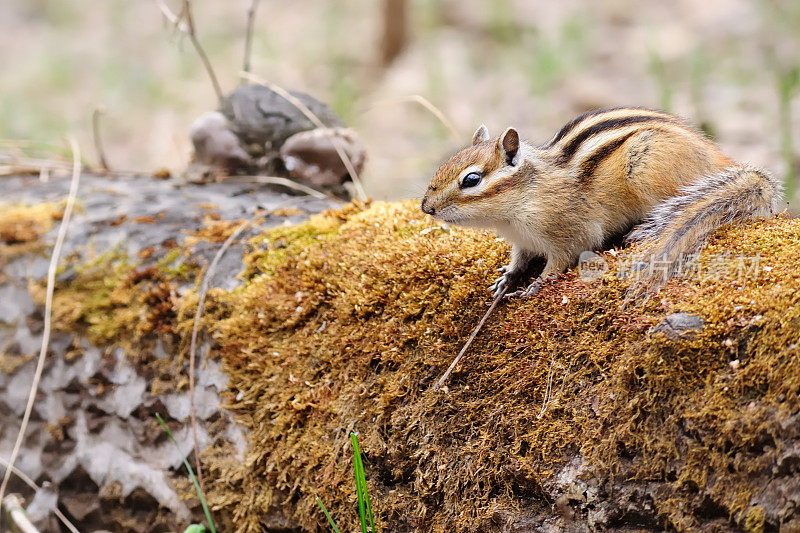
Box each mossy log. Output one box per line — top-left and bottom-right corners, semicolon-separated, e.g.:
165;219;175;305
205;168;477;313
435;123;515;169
0;174;334;531
2;174;800;532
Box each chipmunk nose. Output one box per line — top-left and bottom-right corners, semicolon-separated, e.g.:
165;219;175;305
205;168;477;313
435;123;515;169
421;197;435;215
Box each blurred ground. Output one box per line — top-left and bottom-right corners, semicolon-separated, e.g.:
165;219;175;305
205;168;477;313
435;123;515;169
1;0;799;203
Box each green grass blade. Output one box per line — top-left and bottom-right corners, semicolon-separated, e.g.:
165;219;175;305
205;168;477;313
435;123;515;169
156;414;216;533
358;452;375;533
316;497;342;533
350;432;375;533
350;433;367;532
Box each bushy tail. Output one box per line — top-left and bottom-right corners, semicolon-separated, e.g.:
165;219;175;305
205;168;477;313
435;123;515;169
625;165;782;292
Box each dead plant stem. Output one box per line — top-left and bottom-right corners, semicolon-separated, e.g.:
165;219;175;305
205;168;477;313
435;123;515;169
0;457;79;533
174;0;224;103
241;0;260;79
225;175;334;200
188;217;256;489
0;138;82;509
92;106;110;171
433;284;509;391
369;95;461;143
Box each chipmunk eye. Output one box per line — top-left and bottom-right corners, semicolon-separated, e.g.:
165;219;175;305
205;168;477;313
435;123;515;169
460;172;482;189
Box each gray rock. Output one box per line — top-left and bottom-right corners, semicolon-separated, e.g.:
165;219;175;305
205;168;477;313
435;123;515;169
281;127;366;192
651;312;704;340
220;84;342;154
187;84;363;197
189;111;252;171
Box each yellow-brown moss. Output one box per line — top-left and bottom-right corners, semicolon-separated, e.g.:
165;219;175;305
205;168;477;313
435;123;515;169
184;215;244;245
0;202;64;271
30;243;199;394
26;198;800;531
35;251;142;346
0;201;64;244
189;202;800;532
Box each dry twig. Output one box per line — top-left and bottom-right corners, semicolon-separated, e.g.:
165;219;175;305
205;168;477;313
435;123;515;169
0;153;140;177
154;0;185;28
241;0;260;79
368;94;461;143
239;71;368;201
187;217;256;488
181;0;224;102
0;138;82;507
0;457;79;533
432;284;509;391
224;175;334;200
156;0;224;102
182;0;223;102
3;494;39;533
92;106;110;171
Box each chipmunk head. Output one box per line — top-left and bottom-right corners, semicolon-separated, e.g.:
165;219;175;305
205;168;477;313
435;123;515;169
421;125;526;226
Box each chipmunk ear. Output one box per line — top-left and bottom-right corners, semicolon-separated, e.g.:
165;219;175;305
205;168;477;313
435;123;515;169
500;127;520;165
472;125;490;145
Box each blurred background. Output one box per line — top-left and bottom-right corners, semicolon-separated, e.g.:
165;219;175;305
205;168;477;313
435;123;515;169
1;0;799;205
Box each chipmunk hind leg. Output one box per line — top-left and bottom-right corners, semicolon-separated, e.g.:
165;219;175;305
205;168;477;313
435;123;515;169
625;165;782;290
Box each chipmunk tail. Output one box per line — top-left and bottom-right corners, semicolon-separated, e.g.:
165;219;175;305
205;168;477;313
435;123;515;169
624;165;782;293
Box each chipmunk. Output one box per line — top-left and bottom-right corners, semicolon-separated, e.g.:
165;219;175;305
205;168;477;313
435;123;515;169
421;107;782;297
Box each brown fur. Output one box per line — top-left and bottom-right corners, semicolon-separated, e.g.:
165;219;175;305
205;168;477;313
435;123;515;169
421;108;781;296
428;141;502;191
577;130;639;183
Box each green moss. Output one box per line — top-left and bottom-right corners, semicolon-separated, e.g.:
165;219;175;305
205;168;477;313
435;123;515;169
39;247;189;366
36;249;137;346
241;201;367;279
156;246;197;278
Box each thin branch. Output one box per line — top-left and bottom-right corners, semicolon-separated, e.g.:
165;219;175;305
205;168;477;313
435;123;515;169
188;217;256;489
224;175;334;200
154;0;185;28
241;0;260;80
0;457;80;533
182;0;224;102
3;494;39;533
536;351;556;419
92;106;110;171
0;154;139;176
367;95;461;143
239;71;368;201
432;284;509;391
0;138;82;506
157;0;224;103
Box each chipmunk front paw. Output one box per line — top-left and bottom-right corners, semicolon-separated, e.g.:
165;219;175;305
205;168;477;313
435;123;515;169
489;265;519;298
